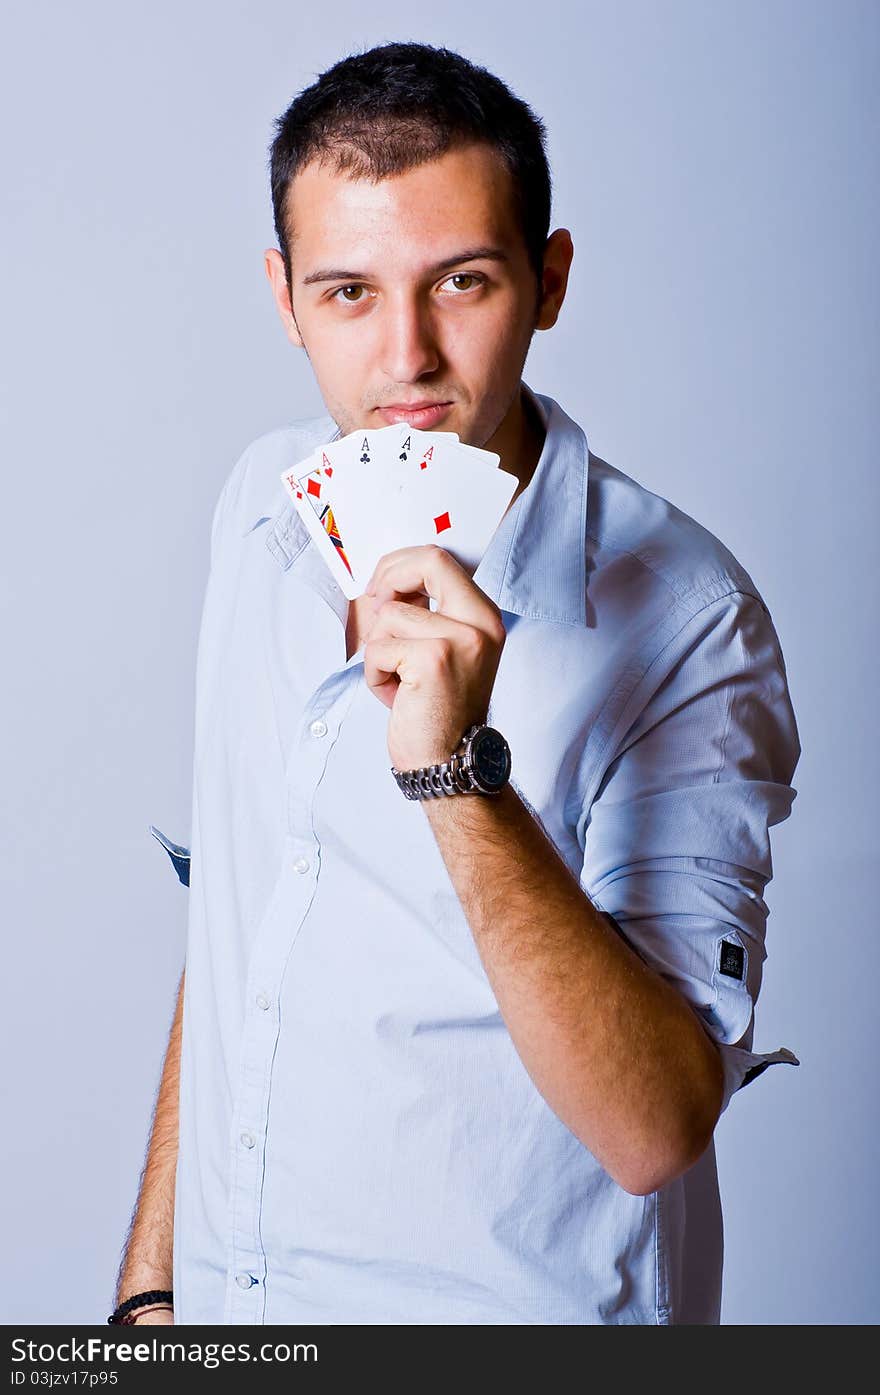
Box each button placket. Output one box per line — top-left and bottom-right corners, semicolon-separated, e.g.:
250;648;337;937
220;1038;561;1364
226;872;310;1321
226;670;361;1321
287;671;360;841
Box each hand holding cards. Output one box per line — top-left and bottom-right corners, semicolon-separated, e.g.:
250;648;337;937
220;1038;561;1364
280;425;518;599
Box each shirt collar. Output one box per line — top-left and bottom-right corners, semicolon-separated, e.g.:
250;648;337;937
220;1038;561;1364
252;381;590;628
471;383;590;627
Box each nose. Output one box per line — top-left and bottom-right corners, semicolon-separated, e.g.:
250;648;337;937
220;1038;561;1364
379;291;441;384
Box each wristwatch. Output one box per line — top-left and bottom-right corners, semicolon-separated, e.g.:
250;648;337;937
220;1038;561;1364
391;722;512;800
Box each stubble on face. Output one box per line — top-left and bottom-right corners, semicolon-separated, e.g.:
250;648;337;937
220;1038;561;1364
284;142;542;457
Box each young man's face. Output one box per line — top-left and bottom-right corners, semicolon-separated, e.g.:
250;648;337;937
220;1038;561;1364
265;142;569;453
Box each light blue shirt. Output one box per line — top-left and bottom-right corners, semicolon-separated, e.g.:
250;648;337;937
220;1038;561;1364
162;383;800;1325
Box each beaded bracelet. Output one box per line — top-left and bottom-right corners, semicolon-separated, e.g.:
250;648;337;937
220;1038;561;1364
107;1290;174;1325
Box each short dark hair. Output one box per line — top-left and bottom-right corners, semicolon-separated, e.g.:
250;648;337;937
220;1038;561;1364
268;41;552;303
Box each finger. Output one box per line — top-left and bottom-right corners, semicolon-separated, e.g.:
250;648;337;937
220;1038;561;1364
363;577;430;609
368;597;485;652
363;632;477;715
368;545;504;637
362;634;418;708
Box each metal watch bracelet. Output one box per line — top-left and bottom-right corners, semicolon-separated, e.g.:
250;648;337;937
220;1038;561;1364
391;723;507;800
392;750;485;799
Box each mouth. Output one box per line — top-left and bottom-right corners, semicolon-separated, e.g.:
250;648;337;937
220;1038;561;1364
375;401;453;428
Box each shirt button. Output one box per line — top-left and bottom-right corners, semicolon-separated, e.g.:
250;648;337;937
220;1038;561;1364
293;856;310;874
240;1131;255;1149
309;718;328;738
255;993;270;1011
235;1273;254;1290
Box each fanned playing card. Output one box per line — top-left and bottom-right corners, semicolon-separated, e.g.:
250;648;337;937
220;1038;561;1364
280;424;517;599
280;449;360;597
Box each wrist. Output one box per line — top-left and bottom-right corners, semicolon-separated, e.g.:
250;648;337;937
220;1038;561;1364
108;1289;174;1326
391;722;512;800
130;1305;174;1325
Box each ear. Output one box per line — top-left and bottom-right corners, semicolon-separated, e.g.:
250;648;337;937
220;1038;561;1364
535;229;574;332
264;248;304;348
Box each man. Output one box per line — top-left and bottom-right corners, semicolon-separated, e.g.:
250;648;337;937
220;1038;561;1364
114;41;801;1327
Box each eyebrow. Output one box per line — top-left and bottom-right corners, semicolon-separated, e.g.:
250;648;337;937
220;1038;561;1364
301;246;510;286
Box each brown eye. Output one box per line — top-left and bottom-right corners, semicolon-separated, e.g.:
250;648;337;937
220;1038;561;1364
335;285;364;302
448;273;478;291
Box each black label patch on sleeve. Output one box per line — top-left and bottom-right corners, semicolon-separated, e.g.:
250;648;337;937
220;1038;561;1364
719;940;745;980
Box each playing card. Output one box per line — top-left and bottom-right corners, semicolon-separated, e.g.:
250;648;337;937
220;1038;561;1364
394;427;460;465
326;425;476;558
280;451;361;598
315;429;404;588
279;425;517;599
392;433;516;572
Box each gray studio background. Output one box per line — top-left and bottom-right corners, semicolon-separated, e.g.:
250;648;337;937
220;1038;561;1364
1;0;876;1325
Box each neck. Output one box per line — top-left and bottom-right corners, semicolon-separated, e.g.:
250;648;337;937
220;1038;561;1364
484;385;546;514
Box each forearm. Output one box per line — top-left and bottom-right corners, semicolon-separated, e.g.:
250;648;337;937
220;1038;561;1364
115;968;184;1311
422;784;724;1196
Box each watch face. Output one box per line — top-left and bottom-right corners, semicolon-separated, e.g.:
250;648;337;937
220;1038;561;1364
471;728;511;790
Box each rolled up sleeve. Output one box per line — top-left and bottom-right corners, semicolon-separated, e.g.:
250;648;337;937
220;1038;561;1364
581;588;802;1117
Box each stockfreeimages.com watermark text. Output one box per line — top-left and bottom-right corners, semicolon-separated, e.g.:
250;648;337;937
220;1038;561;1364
10;1336;316;1372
